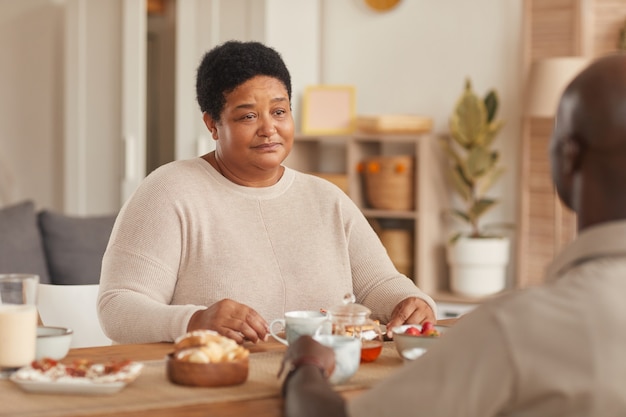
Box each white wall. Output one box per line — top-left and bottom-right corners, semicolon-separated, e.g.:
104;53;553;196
264;0;321;128
66;0;124;215
0;0;64;209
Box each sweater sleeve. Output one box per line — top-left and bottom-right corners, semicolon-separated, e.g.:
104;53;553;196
97;168;204;344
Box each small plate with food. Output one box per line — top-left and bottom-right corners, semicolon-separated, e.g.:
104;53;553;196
10;357;143;395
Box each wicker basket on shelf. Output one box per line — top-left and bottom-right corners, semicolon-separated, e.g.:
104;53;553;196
380;228;414;277
370;219;414;277
358;155;415;210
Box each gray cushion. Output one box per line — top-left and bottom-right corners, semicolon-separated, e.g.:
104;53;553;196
0;201;51;284
38;210;116;285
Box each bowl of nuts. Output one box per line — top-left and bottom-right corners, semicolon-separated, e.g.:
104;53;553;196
166;330;249;387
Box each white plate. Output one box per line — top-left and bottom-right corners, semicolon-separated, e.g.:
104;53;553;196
9;361;143;395
10;377;127;395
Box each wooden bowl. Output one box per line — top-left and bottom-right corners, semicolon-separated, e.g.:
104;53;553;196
166;353;249;387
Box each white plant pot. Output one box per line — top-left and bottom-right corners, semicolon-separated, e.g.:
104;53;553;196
447;237;510;297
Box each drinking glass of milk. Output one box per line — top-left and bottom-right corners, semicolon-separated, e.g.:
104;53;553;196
0;274;39;377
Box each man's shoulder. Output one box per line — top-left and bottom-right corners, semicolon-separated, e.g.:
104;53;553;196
467;285;580;335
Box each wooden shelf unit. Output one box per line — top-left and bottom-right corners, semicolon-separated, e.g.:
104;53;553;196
286;132;462;301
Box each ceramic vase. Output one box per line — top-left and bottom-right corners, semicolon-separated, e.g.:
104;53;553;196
447;237;510;297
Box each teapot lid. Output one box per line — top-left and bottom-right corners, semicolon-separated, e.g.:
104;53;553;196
328;293;371;318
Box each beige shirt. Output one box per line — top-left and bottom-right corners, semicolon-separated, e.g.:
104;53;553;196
98;158;436;344
349;221;626;417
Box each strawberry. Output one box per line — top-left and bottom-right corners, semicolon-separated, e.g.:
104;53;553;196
404;326;421;336
421;321;435;334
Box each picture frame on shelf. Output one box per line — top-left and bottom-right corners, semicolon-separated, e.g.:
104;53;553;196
301;85;356;135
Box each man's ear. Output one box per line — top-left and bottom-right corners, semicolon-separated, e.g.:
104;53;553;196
562;136;583;175
202;112;219;140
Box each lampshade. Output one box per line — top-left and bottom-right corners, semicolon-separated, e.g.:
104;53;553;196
526;57;591;117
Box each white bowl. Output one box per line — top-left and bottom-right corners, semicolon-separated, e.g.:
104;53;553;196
391;324;448;360
36;326;73;360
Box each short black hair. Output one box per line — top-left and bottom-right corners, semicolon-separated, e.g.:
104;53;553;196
196;40;292;122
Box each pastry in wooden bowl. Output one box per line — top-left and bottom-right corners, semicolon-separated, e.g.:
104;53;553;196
167;330;249;387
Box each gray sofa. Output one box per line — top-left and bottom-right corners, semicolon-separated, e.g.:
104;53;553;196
0;201;116;285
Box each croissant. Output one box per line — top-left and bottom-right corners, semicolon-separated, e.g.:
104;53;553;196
173;330;249;363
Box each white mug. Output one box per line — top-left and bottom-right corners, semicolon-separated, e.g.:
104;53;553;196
269;311;327;345
313;334;361;384
0;274;39;377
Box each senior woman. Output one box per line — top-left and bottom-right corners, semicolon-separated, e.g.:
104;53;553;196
97;40;436;345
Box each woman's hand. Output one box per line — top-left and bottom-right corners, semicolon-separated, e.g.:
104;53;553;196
187;299;269;344
385;297;436;338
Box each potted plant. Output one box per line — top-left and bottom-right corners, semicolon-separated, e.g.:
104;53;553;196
440;79;510;297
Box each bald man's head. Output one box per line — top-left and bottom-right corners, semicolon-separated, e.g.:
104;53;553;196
550;52;626;229
555;53;626;150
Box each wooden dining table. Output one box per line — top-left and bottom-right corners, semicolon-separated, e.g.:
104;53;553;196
62;340;294;417
3;318;457;417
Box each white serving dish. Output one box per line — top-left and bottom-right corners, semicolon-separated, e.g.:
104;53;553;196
10;377;127;395
10;361;143;395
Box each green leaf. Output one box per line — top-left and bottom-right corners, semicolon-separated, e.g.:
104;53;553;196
449;232;463;245
442;139;475;191
469;198;497;221
450;129;470;149
478;166;505;195
451;209;471;224
466;147;494;178
449;168;472;201
449;83;487;149
482;120;504;148
484;90;498;123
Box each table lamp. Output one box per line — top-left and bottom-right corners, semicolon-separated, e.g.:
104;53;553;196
526;57;591;118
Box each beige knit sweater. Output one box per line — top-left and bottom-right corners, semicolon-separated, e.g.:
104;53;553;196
98;158;436;343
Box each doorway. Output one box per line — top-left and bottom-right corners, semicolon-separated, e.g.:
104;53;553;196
146;0;176;175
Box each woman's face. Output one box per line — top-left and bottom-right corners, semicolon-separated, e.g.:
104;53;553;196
204;75;294;184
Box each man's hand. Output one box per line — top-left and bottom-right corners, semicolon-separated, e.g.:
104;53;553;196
187;299;269;344
386;297;436;338
279;335;336;381
280;336;347;417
